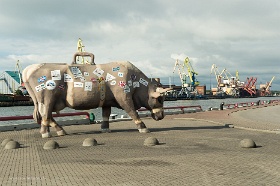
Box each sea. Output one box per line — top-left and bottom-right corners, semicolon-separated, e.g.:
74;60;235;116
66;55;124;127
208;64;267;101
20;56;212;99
0;97;277;126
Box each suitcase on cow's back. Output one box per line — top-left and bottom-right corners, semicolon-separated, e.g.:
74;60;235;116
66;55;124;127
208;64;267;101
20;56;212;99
65;52;104;109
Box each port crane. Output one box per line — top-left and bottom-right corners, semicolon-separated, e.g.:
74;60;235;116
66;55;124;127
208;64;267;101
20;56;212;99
259;76;275;96
210;64;240;96
242;77;257;97
172;57;199;97
183;57;199;87
173;59;188;95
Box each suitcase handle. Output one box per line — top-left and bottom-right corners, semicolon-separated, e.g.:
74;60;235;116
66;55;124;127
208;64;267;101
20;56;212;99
72;52;95;65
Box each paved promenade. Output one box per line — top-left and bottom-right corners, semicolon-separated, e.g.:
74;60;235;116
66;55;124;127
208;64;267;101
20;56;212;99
0;104;280;185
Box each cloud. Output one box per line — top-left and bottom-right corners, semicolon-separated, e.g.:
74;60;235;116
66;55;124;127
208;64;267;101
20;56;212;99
1;0;280;90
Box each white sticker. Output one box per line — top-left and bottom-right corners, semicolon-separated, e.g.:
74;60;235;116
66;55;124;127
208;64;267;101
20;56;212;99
118;72;124;77
127;80;132;86
45;80;56;90
84;72;89;76
139;78;148;86
74;82;83;88
110;80;116;85
80;77;86;82
93;68;104;77
133;82;140;88
35;83;46;92
51;70;61;80
84;82;92;91
124;85;130;93
105;73;116;82
64;73;73;82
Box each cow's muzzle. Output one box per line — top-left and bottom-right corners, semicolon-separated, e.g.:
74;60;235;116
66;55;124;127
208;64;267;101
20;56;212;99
151;108;164;121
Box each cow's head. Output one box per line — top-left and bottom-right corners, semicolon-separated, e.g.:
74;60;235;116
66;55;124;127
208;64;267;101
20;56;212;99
148;87;172;121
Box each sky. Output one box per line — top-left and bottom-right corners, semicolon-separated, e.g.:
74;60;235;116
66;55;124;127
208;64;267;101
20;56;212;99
1;0;280;90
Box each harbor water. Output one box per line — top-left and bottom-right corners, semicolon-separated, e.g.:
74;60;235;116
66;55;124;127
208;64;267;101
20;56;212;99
0;97;277;126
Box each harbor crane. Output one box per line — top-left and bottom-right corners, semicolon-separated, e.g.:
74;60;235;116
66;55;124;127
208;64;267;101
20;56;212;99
259;76;275;96
242;77;257;97
210;64;240;96
183;57;199;87
173;59;188;95
172;57;199;97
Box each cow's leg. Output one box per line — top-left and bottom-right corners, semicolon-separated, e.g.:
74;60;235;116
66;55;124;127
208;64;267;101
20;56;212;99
50;117;67;136
101;107;111;133
40;119;52;138
117;99;150;133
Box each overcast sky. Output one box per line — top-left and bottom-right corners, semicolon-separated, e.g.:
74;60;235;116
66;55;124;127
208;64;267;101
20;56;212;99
1;0;280;90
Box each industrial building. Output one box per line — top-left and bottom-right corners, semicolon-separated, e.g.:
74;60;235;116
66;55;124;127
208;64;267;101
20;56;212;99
0;71;22;94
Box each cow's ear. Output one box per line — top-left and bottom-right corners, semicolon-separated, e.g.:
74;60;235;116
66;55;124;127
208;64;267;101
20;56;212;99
151;91;161;98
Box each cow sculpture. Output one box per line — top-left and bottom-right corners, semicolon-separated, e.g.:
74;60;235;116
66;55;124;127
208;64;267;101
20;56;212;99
22;52;170;138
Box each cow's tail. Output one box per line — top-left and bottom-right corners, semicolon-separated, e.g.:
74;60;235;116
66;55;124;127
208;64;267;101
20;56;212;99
22;65;42;124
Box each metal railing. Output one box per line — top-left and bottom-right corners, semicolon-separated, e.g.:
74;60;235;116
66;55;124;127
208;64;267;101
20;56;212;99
0;112;93;122
138;105;202;113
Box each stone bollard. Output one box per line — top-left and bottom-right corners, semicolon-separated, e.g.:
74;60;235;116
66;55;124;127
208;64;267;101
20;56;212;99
144;137;159;146
43;140;59;150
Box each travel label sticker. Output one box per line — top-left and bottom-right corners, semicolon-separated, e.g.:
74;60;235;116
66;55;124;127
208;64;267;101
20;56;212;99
112;67;120;72
45;80;56;90
124;85;130;93
131;74;136;81
84;82;92;91
38;76;47;83
90;77;98;83
51;70;61;80
58;84;65;90
80;77;86;82
133;82;140;88
118;72;124;77
35;83;46;92
110;80;116;86
127;80;132;86
105;73;116;82
139;78;148;86
118;81;126;88
64;74;73;82
71;67;82;78
99;80;106;101
93;68;104;77
74;82;83;88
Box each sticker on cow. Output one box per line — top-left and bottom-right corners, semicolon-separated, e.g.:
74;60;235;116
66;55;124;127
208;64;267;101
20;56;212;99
22;52;171;138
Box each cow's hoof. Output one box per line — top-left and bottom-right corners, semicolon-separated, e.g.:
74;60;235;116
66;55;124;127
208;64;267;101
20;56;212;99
101;128;111;133
57;130;66;136
138;128;150;133
41;132;51;138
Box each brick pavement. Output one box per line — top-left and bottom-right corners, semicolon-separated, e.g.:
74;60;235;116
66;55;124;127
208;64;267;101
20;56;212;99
0;105;280;185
